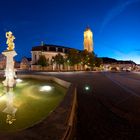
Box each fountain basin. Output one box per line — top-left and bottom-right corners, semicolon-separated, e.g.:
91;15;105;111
0;77;67;132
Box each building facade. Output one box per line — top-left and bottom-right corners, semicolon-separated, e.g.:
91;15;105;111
20;57;31;70
0;54;6;69
31;44;71;64
31;44;76;71
102;57;137;71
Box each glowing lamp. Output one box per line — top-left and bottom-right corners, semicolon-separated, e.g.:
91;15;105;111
40;85;52;92
85;86;90;91
16;79;22;83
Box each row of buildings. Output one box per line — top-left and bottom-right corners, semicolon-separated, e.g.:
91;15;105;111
0;27;139;71
0;27;94;71
0;49;139;72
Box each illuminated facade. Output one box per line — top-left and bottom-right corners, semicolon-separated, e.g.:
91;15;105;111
0;54;6;69
31;44;74;70
31;44;69;65
20;57;31;70
83;27;93;52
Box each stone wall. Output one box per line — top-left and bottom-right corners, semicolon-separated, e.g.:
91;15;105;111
12;74;77;140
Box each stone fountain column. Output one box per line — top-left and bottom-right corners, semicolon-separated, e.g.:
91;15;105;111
2;31;17;124
2;51;17;124
2;50;17;87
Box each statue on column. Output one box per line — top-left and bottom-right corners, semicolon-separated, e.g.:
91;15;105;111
2;31;17;87
6;31;15;51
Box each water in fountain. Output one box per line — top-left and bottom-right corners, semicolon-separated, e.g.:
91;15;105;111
3;88;17;124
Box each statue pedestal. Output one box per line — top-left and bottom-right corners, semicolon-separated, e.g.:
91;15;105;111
2;50;17;88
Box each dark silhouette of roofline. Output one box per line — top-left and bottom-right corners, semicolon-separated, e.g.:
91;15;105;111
31;44;81;52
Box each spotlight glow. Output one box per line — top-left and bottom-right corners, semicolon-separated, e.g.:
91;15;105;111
85;86;90;91
40;85;52;92
16;79;22;83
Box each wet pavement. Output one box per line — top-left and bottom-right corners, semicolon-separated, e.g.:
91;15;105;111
17;71;140;140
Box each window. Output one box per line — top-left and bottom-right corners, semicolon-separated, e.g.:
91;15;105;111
34;54;37;62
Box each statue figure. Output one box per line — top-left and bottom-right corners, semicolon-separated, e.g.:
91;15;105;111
6;31;15;51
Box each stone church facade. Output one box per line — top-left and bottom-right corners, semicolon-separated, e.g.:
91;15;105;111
31;27;94;71
31;44;79;71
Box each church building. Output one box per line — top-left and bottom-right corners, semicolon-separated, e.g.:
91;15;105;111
31;26;94;71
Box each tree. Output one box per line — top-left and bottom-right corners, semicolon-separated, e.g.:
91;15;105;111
80;49;90;70
54;53;65;71
66;49;81;69
95;57;103;67
87;53;95;69
37;55;49;67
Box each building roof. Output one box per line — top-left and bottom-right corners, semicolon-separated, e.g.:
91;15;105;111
22;57;32;61
31;44;79;53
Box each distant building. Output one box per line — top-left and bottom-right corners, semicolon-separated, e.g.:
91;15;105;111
0;54;6;69
14;61;20;69
20;57;31;70
135;64;140;71
102;57;136;71
83;27;93;52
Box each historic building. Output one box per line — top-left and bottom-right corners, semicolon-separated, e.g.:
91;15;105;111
102;57;137;71
14;61;20;69
31;44;71;64
31;27;94;70
31;44;75;70
83;27;93;53
20;57;31;70
0;54;6;69
30;27;105;71
0;54;21;70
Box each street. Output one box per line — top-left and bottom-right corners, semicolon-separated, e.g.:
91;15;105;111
17;71;140;139
35;71;140;140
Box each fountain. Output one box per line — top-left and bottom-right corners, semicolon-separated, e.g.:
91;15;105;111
0;31;67;131
2;31;17;124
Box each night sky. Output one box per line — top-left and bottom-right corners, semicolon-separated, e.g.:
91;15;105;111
0;0;140;64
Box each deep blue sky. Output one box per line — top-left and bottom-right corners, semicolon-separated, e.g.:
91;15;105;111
0;0;140;63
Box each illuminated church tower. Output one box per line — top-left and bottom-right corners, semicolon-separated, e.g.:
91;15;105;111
83;27;93;52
